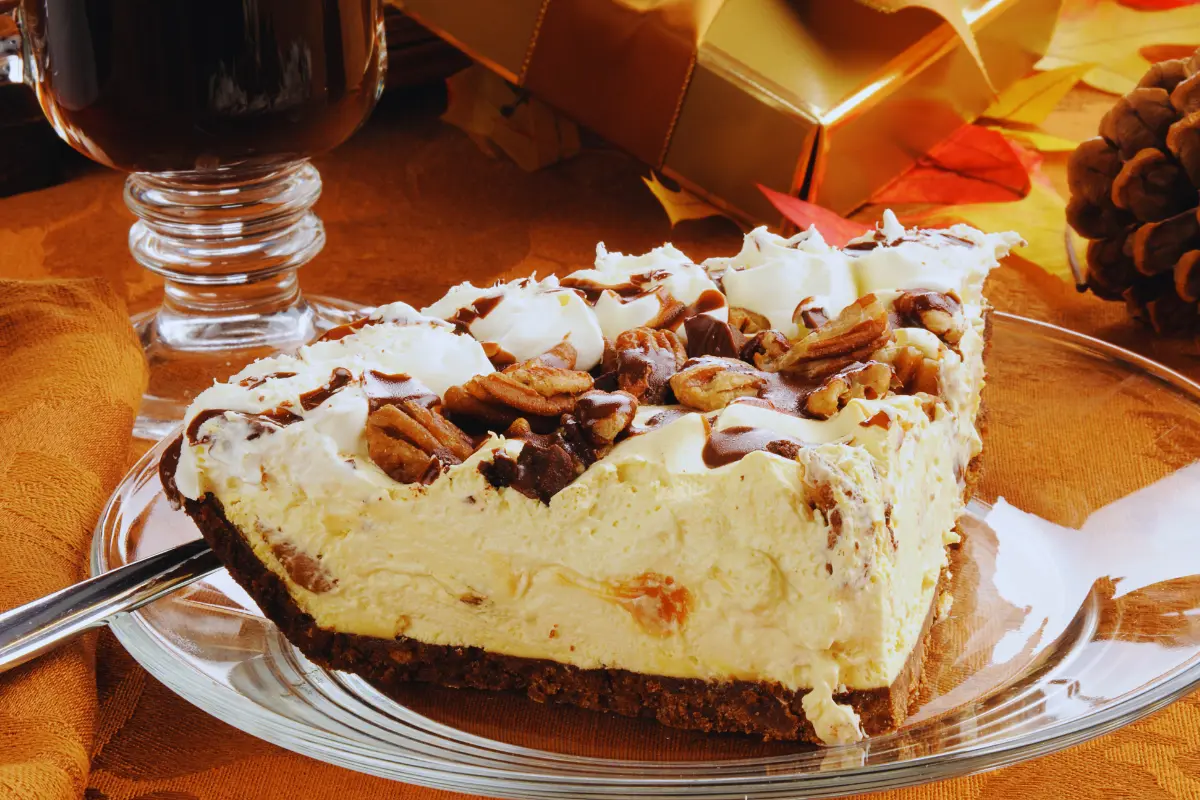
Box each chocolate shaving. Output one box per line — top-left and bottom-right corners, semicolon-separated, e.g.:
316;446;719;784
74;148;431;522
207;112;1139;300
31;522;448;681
684;315;747;360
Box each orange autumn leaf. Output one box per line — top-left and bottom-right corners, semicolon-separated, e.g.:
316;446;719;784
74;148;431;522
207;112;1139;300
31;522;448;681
870;125;1031;205
756;185;870;246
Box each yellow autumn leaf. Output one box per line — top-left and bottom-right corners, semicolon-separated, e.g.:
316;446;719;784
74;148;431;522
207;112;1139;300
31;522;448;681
643;174;728;227
1042;0;1200;96
442;65;580;172
986;127;1081;152
981;63;1094;126
856;0;991;88
916;182;1080;281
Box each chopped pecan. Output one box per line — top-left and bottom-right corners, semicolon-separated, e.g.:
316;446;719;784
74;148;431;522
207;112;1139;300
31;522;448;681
742;330;792;369
575;389;638;454
529;341;578;370
444;359;594;428
759;294;893;379
728;306;772;334
366;401;476;484
613;327;686;404
804;361;893;420
669;357;766;411
886;345;941;396
893;290;966;345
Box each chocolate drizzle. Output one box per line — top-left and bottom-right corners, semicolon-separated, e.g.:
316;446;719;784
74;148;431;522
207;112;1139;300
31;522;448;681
482;342;518;369
845;231;975;253
628;407;687;437
560;269;674;303
186;406;302;445
654;289;726;332
238;371;297;389
446;291;504;332
363;370;439;412
561;271;725;333
318;317;376;342
701;425;807;468
160;435;185;509
299;367;354;411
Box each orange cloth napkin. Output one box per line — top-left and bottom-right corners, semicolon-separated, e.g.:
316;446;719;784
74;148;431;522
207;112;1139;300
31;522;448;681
0;279;146;800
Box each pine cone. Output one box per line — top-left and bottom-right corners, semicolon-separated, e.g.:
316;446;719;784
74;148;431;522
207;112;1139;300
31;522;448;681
1067;48;1200;334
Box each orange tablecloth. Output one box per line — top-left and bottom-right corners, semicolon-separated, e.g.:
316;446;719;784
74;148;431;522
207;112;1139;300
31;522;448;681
0;85;1197;800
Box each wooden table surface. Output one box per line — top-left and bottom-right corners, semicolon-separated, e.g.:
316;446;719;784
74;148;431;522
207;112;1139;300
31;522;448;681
2;83;1199;800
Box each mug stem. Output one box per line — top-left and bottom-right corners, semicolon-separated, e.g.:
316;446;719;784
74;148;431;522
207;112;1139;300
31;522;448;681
126;160;366;440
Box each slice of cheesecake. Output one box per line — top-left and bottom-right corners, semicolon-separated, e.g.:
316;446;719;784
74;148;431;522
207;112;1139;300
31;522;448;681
164;212;1020;744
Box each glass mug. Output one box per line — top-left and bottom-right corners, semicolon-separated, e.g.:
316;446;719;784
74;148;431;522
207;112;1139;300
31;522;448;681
0;0;386;439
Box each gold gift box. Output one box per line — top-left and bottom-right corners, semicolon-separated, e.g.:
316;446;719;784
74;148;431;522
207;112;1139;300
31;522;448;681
399;0;1061;222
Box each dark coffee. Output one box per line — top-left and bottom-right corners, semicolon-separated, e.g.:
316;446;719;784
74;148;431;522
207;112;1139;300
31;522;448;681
19;0;383;172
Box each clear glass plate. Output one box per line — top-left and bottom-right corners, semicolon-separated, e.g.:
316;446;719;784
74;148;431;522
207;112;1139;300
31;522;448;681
91;313;1200;799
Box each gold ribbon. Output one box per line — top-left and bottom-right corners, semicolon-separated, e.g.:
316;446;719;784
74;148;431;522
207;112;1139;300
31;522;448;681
521;0;727;168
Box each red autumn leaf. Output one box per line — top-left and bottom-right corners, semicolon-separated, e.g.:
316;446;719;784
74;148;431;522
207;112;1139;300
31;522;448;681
870;125;1032;205
757;184;870;247
1121;0;1200;9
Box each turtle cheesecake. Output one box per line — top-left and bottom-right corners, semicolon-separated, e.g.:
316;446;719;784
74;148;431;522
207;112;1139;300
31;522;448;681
164;211;1021;745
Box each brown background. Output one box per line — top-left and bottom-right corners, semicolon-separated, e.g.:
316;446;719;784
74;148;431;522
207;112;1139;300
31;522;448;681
1;84;1198;799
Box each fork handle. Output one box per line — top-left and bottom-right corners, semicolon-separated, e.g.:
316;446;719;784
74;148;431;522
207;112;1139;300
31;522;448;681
0;539;221;673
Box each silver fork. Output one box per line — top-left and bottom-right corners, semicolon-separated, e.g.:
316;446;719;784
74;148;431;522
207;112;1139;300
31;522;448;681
0;540;220;672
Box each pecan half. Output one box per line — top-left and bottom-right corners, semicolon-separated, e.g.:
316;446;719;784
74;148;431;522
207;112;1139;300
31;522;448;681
804;361;893;420
893;290;966;345
613;327;686;404
366;401;476;484
444;359;594;428
669;357;766;411
760;294;893;379
728;306;772;334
